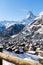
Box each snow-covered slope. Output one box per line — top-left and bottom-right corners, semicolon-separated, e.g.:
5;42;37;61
23;11;43;37
12;11;43;46
5;22;15;28
0;21;16;29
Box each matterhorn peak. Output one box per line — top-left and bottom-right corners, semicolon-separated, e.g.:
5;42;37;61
25;11;34;19
25;11;35;19
21;11;35;24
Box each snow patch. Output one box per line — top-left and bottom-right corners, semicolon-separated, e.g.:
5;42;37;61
5;23;15;28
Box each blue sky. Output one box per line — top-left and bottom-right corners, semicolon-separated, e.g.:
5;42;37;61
0;0;43;21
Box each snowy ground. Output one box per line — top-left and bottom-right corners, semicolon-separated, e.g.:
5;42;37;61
3;60;14;65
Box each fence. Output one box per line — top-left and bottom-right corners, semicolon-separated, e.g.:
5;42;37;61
0;47;41;65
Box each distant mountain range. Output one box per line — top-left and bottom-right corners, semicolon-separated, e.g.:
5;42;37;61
0;11;35;37
0;11;35;27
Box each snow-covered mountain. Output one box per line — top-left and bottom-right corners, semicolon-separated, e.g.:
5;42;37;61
0;11;35;37
12;11;43;45
4;11;43;58
0;12;43;63
0;11;35;28
21;11;35;24
23;11;43;38
0;21;16;29
4;24;25;37
0;23;25;37
0;11;43;39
